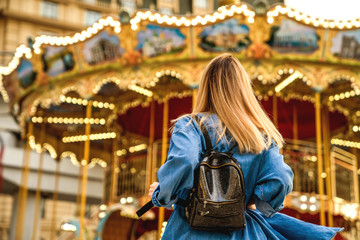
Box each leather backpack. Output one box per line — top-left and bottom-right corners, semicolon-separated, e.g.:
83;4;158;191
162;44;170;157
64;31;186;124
136;116;246;232
185;116;246;231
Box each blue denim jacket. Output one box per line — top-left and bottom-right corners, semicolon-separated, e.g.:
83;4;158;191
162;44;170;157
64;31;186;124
152;114;343;240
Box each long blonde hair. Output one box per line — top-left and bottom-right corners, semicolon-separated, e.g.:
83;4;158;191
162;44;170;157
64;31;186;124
191;53;283;153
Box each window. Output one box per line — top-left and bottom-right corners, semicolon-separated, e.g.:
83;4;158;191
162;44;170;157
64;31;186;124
84;10;101;26
195;0;207;9
41;1;58;19
121;0;137;15
179;0;192;14
141;0;157;9
159;7;173;15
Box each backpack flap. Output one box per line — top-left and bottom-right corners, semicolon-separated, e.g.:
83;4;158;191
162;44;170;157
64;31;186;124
184;116;246;232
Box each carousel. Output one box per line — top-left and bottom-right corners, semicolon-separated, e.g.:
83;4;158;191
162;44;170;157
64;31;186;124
1;1;360;239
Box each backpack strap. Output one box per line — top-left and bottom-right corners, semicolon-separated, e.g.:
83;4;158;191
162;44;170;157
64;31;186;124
194;115;238;153
227;142;238;153
194;115;212;151
136;201;154;217
136;198;190;218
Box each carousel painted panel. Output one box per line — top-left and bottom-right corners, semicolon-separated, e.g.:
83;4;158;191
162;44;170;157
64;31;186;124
17;59;37;89
326;29;360;65
194;17;251;58
41;45;76;78
266;18;323;60
135;23;190;62
79;30;125;69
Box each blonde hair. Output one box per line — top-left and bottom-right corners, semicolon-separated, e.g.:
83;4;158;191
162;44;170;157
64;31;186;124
191;53;283;154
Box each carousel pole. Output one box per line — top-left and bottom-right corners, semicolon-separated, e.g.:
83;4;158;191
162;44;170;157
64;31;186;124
50;160;60;240
192;89;198;110
315;92;326;226
76;142;85;217
110;138;118;203
292;104;301;192
158;99;169;240
146;100;155;188
351;148;359;204
15;122;33;240
272;95;278;127
321;107;334;227
79;101;92;240
76;163;82;216
32;123;46;240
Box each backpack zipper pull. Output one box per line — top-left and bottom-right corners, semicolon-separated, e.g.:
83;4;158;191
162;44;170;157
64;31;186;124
200;210;209;216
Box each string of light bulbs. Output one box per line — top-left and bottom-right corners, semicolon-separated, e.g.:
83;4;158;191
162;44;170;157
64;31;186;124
60;95;115;110
61;151;107;168
275;70;304;93
130;4;255;30
116;143;148;156
31;116;106;125
62;132;116;143
267;5;360;29
331;138;360;149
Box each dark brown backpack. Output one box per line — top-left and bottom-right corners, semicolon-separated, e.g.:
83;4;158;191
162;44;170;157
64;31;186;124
185;116;246;231
137;117;246;232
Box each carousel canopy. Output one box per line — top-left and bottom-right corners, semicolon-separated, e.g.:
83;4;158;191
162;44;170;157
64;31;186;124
0;2;358;165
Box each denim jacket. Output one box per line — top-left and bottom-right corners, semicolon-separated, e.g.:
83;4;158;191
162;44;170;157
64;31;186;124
152;114;343;240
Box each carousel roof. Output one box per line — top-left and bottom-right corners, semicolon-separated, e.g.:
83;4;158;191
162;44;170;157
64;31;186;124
0;2;359;165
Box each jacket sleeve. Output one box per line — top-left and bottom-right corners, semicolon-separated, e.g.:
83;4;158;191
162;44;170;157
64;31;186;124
254;143;294;217
152;118;201;209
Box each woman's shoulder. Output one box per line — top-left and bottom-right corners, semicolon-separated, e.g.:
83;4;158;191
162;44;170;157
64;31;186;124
172;114;195;133
173;113;216;133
